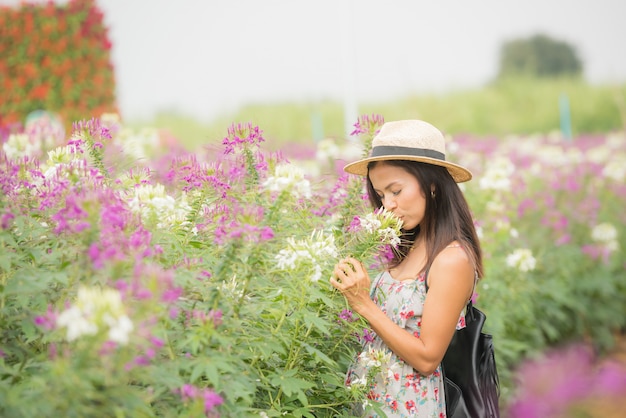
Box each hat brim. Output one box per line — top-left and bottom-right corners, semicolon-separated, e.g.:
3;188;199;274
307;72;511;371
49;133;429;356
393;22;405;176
343;155;472;183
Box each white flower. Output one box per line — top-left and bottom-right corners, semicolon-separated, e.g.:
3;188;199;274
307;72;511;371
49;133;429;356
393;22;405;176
315;138;340;162
359;213;382;234
486;200;505;214
127;183;192;228
506;248;537;272
2;133;40;159
353;208;403;248
57;306;98;341
591;222;620;253
479;157;515;191
602;157;626;182
115;127;160;161
591;223;618;243
46;145;81;165
221;274;246;300
275;230;338;281
107;315;134;345
379;227;402;248
262;163;312;199
56;286;133;344
349;375;368;387
495;219;511;232
275;248;299;270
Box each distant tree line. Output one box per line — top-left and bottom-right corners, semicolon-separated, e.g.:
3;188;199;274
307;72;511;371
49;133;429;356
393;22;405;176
498;33;583;79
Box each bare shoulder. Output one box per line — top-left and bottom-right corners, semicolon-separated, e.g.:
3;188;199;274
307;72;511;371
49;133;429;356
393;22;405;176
428;242;474;289
435;242;472;269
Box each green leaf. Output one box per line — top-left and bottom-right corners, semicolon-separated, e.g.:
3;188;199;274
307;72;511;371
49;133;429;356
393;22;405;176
301;311;331;335
302;342;335;367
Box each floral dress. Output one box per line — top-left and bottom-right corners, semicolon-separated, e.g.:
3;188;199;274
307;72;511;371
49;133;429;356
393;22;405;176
345;271;466;418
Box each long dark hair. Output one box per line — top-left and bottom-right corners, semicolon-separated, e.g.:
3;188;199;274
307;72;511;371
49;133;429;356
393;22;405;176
366;160;483;279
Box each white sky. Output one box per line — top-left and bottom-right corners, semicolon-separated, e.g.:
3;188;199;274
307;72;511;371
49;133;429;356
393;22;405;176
5;0;626;122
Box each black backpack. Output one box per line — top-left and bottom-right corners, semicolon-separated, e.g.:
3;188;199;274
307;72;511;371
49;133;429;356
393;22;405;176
425;276;500;418
442;301;500;418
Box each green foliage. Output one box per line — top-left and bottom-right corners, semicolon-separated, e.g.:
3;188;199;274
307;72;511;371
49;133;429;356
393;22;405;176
2;113;625;415
458;138;626;403
0;117;391;416
497;33;583;79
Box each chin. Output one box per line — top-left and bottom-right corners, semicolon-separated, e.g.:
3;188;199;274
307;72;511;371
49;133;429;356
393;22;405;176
402;222;418;231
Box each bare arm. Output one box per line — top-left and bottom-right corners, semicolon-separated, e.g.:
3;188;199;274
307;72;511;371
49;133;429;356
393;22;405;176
330;248;473;375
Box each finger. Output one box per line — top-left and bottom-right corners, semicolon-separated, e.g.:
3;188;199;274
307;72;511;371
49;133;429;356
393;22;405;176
339;259;357;273
344;257;363;273
329;276;342;290
334;265;350;279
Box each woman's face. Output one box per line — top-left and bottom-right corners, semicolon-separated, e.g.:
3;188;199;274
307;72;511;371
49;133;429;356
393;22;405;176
368;162;427;230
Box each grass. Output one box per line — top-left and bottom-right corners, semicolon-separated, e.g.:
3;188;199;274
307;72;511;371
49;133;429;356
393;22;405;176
126;78;626;151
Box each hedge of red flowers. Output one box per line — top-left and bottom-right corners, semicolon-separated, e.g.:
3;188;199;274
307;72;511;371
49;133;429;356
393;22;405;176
0;0;117;130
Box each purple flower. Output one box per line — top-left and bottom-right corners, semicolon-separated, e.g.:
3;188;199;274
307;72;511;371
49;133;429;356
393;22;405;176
350;114;385;137
259;226;274;241
222;122;265;155
99;340;118;356
176;384;223;414
203;389;224;412
180;383;197;399
150;336;165;349
72;117;112;142
208;309;223;327
595;361;626;396
361;328;375;344
347;216;362;233
339;309;356;323
507;344;606;418
34;306;57;331
161;287;183;303
0;211;15;230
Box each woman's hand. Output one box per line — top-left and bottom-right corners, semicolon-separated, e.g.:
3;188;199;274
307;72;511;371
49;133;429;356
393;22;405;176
330;257;373;315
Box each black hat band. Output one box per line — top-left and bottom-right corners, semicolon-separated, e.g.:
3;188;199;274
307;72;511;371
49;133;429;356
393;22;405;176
370;145;446;161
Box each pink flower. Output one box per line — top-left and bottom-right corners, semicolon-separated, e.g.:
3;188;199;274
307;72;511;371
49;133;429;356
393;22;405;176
161;287;183;303
350;114;385;137
34;306;57;331
222;122;265;154
0;211;14;230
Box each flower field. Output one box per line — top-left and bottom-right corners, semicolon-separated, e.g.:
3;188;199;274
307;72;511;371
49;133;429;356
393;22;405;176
1;113;625;417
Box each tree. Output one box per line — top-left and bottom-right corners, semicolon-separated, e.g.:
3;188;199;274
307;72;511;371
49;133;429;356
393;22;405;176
497;34;583;79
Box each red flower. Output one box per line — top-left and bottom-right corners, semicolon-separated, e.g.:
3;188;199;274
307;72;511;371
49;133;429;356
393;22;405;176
31;83;50;100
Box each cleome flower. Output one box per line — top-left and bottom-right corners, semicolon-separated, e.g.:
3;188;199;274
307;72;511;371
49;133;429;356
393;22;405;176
347;208;404;255
262;163;312;199
506;248;537;272
275;230;338;282
2;133;40;159
479;156;515;191
590;222;620;253
591;222;618;244
127;183;192;229
56;286;134;345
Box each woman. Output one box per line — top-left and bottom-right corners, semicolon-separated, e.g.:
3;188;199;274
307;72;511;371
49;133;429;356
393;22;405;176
330;119;482;417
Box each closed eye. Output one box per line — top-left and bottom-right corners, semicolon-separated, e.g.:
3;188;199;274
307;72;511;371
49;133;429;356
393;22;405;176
377;190;400;201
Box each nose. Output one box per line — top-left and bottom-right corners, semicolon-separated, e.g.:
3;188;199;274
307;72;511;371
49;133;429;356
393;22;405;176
382;195;397;211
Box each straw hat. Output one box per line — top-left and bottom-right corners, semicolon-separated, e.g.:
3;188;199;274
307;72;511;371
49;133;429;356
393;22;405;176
343;119;472;182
